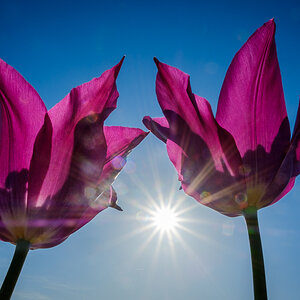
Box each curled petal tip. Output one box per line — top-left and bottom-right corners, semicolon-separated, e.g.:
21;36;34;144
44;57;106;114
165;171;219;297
153;57;160;67
120;55;125;63
143;130;150;137
142;116;150;129
251;19;275;39
142;116;168;143
264;18;276;32
142;116;150;123
142;117;153;134
110;203;123;211
114;56;125;78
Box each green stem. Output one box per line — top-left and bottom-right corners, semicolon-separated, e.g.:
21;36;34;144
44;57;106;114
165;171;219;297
244;209;267;300
0;240;30;300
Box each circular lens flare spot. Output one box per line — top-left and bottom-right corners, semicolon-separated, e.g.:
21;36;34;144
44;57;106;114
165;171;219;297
112;156;126;170
152;208;178;232
235;192;248;209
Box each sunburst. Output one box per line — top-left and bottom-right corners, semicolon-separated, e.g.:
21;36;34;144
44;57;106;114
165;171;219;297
150;206;179;233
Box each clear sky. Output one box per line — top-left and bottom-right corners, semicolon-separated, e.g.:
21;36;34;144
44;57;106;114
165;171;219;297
0;0;299;299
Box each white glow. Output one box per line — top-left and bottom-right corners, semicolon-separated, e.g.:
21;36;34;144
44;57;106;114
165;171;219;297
152;207;178;232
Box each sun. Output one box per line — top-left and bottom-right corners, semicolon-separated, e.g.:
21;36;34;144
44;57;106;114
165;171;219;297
151;206;179;232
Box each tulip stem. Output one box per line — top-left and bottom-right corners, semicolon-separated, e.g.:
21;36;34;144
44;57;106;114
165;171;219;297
0;239;30;300
244;209;267;300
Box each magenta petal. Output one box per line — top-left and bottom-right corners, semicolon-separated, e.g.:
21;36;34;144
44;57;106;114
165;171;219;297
107;186;122;210
30;237;69;250
153;59;243;177
291;100;300;176
166;140;184;181
70;185;119;231
167;132;246;216
25;113;108;247
147;21;297;216
151;62;246;215
26;125;147;248
49;113;107;208
27;114;53;207
166;118;246;216
0;58;148;248
216;20;290;155
216;20;290;193
92;126;148;213
38;58;124;201
104;126;148;163
98;126;148;190
0;59;48;214
269;178;295;206
258;143;294;208
146;60;247;216
28;186;117;249
0;218;14;242
292;100;300;138
143;116;169;143
154;58;209;136
260;105;300;208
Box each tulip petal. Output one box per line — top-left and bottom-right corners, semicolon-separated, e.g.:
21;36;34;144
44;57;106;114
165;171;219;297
166;131;246;216
104;126;149;163
98;126;148;192
216;20;290;190
166;118;246;216
270;178;295;206
0;220;14;242
37;58;124;203
31;237;68;250
258;142;294;208
28;185;117;249
0;188;15;242
260;104;300;208
147;60;248;216
166;139;184;181
25;114;109;248
26;126;147;248
143;116;169;143
27;114;53;207
154;58;206;137
49;113;107;209
0;59;48;213
0;58;149;248
94;126;148;208
291;100;300;176
153;60;243;176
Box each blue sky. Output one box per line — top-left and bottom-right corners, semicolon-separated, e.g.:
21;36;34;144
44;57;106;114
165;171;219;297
0;0;299;299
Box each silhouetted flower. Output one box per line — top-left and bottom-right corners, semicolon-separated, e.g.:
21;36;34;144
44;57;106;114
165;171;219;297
0;57;147;249
144;20;299;217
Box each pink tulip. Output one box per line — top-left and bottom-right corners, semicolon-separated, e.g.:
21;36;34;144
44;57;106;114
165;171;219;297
0;57;148;249
143;20;298;300
144;20;299;217
0;57;147;299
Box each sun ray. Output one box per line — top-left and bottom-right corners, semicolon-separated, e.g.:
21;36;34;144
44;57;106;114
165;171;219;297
107;141;244;290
